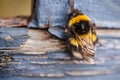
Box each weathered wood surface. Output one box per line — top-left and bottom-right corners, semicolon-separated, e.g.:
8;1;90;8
29;0;120;28
18;28;66;53
1;28;120;80
74;0;120;28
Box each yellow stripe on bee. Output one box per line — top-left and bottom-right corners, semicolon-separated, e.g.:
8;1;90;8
78;32;97;43
70;32;97;47
92;32;97;42
70;38;79;47
70;32;89;47
69;14;90;27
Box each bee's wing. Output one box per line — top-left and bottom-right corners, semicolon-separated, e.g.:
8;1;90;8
75;31;95;62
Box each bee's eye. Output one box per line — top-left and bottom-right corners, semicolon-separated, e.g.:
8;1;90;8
73;13;79;17
81;24;85;29
73;13;76;16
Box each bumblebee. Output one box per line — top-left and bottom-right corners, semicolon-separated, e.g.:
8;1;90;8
65;9;98;63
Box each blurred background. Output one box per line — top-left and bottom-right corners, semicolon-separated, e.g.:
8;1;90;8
74;0;120;28
0;0;120;28
0;0;31;17
0;0;32;27
0;0;120;80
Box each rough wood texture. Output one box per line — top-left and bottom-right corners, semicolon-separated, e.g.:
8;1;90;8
1;28;120;80
74;0;120;28
18;29;67;53
28;0;70;28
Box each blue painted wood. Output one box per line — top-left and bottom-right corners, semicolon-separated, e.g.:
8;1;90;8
0;28;28;49
74;0;120;28
28;0;120;38
28;0;69;28
28;0;69;39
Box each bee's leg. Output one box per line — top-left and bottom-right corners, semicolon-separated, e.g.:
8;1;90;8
66;40;75;58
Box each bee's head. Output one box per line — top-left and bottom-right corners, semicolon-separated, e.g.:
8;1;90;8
68;9;92;34
73;21;91;34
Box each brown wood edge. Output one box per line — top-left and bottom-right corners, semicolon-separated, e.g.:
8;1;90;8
28;0;36;22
